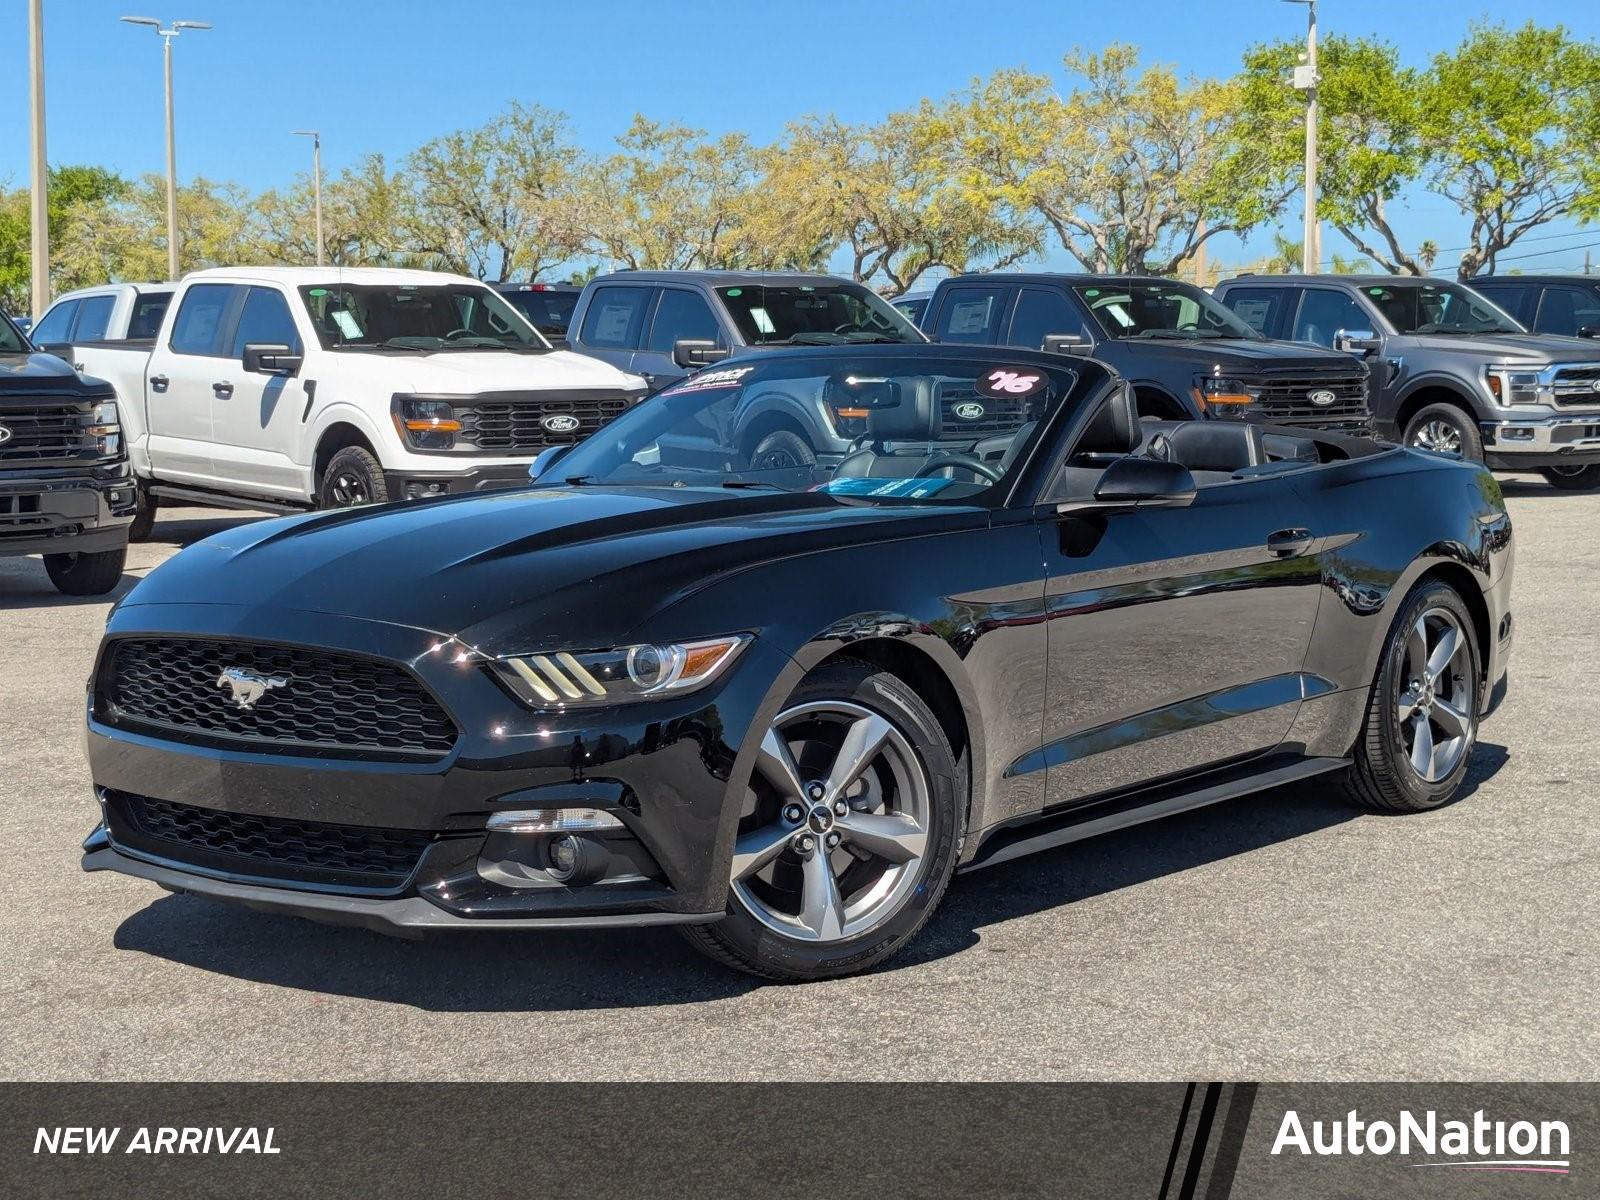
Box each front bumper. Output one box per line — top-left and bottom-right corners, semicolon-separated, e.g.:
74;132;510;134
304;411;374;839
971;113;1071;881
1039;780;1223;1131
81;604;796;931
1482;413;1600;468
383;462;535;500
0;461;135;557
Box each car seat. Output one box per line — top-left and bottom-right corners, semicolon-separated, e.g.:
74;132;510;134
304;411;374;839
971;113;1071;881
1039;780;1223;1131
833;381;942;478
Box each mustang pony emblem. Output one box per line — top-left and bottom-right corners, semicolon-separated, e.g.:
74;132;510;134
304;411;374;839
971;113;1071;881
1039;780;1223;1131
216;666;289;711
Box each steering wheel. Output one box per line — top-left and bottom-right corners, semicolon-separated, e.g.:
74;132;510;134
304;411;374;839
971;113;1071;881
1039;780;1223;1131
832;322;862;335
914;454;1003;483
444;328;475;341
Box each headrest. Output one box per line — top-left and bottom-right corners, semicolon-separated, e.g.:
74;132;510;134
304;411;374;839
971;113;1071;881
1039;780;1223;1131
866;378;940;443
1164;421;1265;472
1076;385;1141;455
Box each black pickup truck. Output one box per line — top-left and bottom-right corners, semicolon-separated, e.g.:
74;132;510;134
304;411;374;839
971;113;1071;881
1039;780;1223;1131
921;274;1373;433
0;310;135;594
1213;273;1600;489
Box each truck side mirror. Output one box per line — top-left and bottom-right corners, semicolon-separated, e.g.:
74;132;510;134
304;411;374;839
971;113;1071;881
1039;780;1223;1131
1577;325;1600;340
1334;329;1381;356
242;342;303;376
672;339;729;369
1042;333;1091;356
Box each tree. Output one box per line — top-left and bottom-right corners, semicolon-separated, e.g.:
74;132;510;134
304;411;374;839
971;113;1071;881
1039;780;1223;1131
0;165;129;310
254;154;424;267
952;46;1280;274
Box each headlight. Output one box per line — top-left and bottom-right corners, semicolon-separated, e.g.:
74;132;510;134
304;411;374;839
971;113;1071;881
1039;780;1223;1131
391;395;462;449
88;399;121;455
490;635;751;708
1484;366;1544;406
1193;375;1260;417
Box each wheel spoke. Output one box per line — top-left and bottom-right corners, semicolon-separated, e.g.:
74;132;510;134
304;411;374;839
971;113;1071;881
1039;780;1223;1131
754;726;806;801
730;822;793;881
1432;698;1470;739
821;713;893;807
1397;687;1423;723
1405;618;1429;680
1409;714;1436;778
836;810;926;864
1426;625;1460;683
798;847;845;940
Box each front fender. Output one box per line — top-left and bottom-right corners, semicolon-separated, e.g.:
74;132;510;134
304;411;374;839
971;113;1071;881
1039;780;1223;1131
299;400;392;471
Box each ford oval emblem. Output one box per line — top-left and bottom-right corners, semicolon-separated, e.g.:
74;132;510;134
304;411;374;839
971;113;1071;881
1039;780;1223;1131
1307;389;1338;407
541;413;581;434
952;402;986;421
0;425;12;445
1591;378;1600;394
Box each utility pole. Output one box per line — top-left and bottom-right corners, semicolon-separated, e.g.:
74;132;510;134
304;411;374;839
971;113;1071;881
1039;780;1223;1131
28;0;49;319
294;131;325;266
1286;0;1320;274
121;16;212;280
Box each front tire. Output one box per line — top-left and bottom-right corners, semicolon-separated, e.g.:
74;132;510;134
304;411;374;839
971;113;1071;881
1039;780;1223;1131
127;482;157;542
747;428;816;472
682;660;962;981
1403;403;1482;461
1541;464;1600;491
1339;579;1481;812
317;445;389;509
44;546;127;596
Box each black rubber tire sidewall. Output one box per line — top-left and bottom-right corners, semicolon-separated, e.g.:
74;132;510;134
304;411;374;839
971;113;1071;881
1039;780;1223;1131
1541;464;1600;491
317;446;389;509
43;546;127;596
127;483;157;542
1404;403;1483;462
691;660;961;981
749;428;817;471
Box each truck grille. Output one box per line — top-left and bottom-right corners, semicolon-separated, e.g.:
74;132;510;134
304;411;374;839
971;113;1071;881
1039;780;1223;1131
1552;366;1600;407
104;790;432;891
936;383;1029;439
1245;370;1370;422
456;391;632;451
0;399;90;461
99;638;458;760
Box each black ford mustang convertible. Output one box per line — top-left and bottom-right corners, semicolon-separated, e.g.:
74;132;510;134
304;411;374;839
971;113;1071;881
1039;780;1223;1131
82;344;1514;980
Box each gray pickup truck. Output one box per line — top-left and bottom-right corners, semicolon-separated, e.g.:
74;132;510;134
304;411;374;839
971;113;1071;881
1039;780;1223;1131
1214;273;1600;489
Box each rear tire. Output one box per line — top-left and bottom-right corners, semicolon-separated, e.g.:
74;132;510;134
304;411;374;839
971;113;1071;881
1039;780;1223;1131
317;445;389;509
681;660;962;981
1339;579;1481;813
44;546;127;596
1541;464;1600;491
127;482;157;542
1403;403;1482;462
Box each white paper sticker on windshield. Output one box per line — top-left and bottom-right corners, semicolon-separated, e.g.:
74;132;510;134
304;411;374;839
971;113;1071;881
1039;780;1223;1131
331;310;363;339
750;307;777;335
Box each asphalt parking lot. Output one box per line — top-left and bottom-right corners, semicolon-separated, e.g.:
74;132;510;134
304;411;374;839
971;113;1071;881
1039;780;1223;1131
2;483;1597;1083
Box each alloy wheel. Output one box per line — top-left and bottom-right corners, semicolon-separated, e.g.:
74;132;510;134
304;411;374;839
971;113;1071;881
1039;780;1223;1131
327;471;371;506
1410;419;1463;456
1395;607;1474;783
730;700;931;943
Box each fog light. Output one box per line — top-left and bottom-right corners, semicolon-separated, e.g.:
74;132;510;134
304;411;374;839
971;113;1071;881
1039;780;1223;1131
404;481;449;499
545;833;606;886
549;835;579;875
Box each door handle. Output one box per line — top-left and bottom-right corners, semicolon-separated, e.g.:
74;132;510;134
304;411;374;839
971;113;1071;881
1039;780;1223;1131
149;375;169;393
1267;528;1314;557
212;381;234;398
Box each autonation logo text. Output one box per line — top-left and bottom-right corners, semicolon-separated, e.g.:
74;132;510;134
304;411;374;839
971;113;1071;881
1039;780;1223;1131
1272;1108;1571;1175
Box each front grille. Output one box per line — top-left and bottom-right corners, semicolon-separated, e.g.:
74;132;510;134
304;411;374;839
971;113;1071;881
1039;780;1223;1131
456;391;631;451
1552;366;1600;407
936;383;1029;439
0;399;90;461
99;638;458;760
1245;371;1370;421
104;790;432;891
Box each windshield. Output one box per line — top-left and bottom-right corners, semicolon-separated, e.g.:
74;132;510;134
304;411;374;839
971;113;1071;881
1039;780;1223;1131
0;312;27;354
1360;282;1523;336
297;284;552;352
716;283;926;346
1074;281;1262;340
547;352;1079;503
500;288;578;335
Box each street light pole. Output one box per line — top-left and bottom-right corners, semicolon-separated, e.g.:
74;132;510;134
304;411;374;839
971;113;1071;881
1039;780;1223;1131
121;16;212;281
28;0;49;319
1286;0;1321;275
294;131;324;266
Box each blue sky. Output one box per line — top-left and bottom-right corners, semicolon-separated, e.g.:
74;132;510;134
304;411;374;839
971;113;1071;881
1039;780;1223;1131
5;0;1599;275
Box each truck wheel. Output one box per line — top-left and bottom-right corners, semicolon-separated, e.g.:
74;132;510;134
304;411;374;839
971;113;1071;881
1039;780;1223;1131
1403;403;1482;461
317;446;389;508
748;428;816;471
1541;464;1600;491
44;547;127;596
127;483;157;542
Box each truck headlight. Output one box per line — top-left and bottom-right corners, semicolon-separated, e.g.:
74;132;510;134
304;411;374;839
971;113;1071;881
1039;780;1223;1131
490;635;750;708
1193;375;1260;418
88;399;121;455
1484;366;1543;406
392;395;462;449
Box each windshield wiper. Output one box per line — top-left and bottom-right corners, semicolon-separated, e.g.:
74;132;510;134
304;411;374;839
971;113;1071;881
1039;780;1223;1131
720;480;784;490
1135;328;1224;339
1411;324;1495;336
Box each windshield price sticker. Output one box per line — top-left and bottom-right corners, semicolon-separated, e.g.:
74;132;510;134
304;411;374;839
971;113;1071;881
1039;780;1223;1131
662;366;756;395
975;368;1047;399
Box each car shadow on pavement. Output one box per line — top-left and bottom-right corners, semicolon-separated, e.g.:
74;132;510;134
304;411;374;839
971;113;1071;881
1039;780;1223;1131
111;743;1511;1009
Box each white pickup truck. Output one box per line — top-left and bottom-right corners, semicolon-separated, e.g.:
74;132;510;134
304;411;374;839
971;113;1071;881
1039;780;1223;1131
64;267;648;538
30;281;176;348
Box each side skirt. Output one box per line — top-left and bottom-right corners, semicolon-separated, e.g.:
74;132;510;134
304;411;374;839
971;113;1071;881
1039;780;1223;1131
959;755;1349;873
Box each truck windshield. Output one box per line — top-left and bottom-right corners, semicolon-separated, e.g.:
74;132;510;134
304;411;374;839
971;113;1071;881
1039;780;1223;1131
499;288;578;335
715;284;925;346
1074;281;1262;341
1360;282;1523;336
0;313;26;354
297;284;552;352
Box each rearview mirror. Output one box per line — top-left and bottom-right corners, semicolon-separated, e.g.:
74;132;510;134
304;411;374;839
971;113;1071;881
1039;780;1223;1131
672;339;729;369
823;374;902;411
1042;333;1091;356
242;342;303;376
1334;329;1381;356
528;443;573;482
1091;456;1196;508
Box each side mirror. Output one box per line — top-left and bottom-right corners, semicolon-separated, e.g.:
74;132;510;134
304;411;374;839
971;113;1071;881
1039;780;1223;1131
1091;456;1196;508
1334;329;1381;356
1577;326;1600;340
672;339;729;369
528;443;573;482
1042;333;1092;356
242;342;303;376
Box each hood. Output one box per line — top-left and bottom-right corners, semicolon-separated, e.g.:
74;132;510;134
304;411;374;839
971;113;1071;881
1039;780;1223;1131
0;351;114;398
1392;332;1600;364
121;486;982;653
1114;338;1358;373
331;347;646;394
